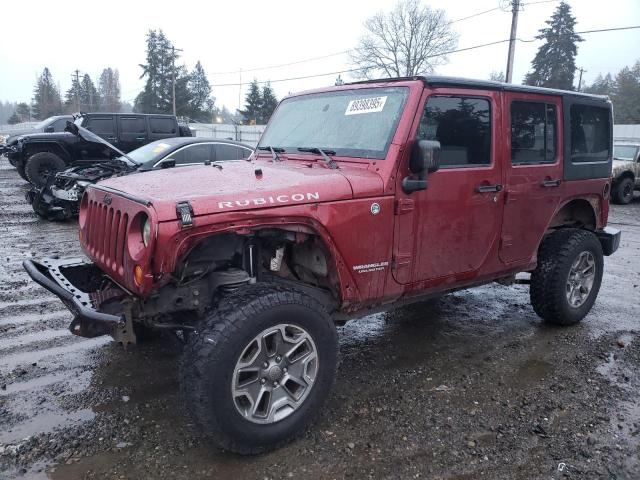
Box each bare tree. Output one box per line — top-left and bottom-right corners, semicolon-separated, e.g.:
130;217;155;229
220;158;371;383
350;0;458;79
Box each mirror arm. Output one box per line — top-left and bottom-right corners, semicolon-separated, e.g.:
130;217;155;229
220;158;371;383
402;169;427;193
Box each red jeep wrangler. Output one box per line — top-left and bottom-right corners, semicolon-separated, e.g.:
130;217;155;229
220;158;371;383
25;77;620;454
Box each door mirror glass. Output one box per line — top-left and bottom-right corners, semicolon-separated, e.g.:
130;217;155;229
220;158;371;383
410;139;440;174
44;125;54;133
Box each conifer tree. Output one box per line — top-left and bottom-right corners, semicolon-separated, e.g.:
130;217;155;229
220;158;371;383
524;2;583;90
240;79;263;124
260;82;278;124
32;67;62;119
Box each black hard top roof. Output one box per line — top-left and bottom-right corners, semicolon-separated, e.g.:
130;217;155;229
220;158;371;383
347;75;610;103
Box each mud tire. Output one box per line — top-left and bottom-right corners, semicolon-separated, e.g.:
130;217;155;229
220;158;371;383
530;228;603;326
612;176;635;205
25;152;66;188
180;283;338;455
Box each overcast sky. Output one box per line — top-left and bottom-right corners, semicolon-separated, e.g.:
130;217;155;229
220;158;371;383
0;0;638;113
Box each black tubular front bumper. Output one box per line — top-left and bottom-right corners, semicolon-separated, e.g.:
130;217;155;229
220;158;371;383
23;258;126;338
596;226;621;256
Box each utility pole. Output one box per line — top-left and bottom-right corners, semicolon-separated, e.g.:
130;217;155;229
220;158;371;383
238;68;242;114
577;67;586;91
72;70;81;112
171;46;183;116
505;0;521;83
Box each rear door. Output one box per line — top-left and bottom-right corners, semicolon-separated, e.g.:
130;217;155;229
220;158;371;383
81;115;118;159
148;116;178;141
117;115;148;152
396;89;504;284
499;93;563;264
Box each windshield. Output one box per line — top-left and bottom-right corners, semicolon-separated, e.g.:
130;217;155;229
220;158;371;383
614;145;638;160
258;87;408;159
123;141;174;165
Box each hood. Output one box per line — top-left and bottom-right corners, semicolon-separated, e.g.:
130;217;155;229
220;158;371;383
612;159;633;175
5;128;38;141
95;160;384;221
14;132;74;142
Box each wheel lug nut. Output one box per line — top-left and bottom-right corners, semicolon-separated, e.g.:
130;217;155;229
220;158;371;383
263;362;268;368
261;378;266;384
283;367;288;373
276;356;281;362
273;381;278;387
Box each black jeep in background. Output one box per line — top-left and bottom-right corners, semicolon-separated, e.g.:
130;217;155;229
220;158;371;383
3;113;192;186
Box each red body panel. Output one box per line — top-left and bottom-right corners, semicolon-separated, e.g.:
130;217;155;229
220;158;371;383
78;79;611;312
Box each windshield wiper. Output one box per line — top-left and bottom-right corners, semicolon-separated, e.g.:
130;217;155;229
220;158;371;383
257;146;284;162
297;147;338;169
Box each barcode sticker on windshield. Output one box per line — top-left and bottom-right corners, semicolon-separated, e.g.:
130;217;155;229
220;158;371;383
345;96;387;115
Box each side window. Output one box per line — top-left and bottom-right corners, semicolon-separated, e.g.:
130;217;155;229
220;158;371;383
149;117;177;134
119;116;146;134
178;144;212;164
570;105;610;163
510;102;557;164
52;119;69;132
215;144;240;161
239;147;253;159
418;96;491;167
85;117;114;135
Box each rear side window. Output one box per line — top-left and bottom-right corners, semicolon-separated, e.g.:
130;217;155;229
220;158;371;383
215;144;243;161
419;96;491;167
149;117;176;134
570;105;610;163
85;117;114;135
52;119;69;132
120;117;146;134
511;102;557;164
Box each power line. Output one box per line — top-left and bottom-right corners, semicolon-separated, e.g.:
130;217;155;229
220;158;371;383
209;4;516;77
208;25;640;88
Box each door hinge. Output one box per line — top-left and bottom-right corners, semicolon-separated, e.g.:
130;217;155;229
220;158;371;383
395;198;415;215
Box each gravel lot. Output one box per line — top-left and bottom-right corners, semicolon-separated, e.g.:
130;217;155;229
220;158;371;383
0;161;639;479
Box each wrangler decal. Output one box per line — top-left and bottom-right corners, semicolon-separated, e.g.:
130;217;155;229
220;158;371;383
218;192;320;209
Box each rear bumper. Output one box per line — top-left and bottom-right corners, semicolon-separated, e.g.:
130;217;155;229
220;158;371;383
596;227;621;256
23;258;126;338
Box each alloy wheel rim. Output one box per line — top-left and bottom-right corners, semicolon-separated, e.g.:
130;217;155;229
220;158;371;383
231;323;319;424
566;251;596;308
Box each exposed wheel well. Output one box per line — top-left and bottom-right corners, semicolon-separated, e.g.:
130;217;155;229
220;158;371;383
548;199;597;231
172;228;342;307
615;170;635;184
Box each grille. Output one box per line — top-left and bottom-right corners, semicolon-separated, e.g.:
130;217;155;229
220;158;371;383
84;199;129;275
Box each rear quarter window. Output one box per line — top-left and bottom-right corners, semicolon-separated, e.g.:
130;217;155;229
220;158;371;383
149;117;176;134
570;105;610;163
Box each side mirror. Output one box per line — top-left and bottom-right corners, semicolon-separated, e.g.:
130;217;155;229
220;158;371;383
44;125;54;133
403;140;440;193
161;159;176;169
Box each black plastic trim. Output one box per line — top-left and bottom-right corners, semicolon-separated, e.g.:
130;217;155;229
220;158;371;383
596;227;621;256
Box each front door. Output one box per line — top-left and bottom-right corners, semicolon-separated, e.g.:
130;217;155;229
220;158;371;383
394;89;504;285
499;93;563;264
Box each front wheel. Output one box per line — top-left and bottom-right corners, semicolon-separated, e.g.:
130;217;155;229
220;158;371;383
24;152;66;188
530;228;603;326
180;283;338;454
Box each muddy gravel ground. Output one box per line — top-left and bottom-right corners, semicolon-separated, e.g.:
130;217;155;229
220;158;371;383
0;162;639;480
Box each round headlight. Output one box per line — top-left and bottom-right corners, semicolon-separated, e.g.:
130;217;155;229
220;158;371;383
142;216;151;247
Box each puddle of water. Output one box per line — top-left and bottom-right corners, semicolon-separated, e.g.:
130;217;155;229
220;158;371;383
0;329;71;350
0;310;70;328
1;369;91;396
0;408;95;444
0;337;111;372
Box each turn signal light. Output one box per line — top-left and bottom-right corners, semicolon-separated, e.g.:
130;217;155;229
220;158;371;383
134;265;144;286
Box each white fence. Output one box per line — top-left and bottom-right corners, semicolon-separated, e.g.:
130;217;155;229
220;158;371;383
0;122;39;136
189;123;266;147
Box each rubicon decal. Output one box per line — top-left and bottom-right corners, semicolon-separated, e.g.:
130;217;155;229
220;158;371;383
353;261;389;274
218;192;320;209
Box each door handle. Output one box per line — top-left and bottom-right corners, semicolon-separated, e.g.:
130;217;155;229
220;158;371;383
107;136;117;142
541;179;561;187
476;184;503;193
136;137;146;141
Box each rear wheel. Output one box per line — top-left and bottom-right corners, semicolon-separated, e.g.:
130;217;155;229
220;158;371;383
25;152;66;188
530;228;603;326
180;283;338;454
612;176;635;205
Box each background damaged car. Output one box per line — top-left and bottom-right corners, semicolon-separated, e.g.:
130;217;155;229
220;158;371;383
27;123;253;221
611;142;640;204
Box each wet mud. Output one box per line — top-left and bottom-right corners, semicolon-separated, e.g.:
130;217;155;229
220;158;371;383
0;162;639;479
